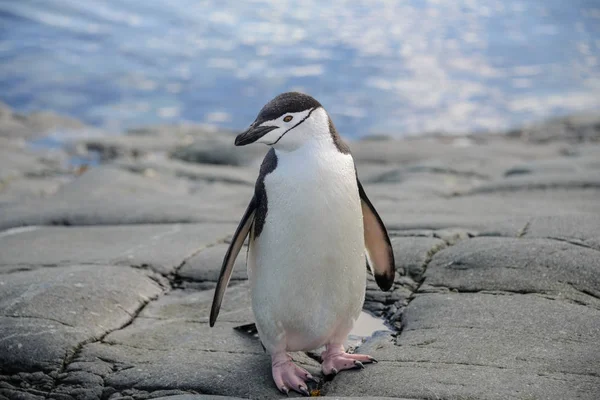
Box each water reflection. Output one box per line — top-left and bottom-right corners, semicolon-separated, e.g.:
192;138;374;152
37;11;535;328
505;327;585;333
0;0;598;137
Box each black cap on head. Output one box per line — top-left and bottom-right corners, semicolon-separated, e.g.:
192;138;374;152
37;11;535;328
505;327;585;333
253;92;321;126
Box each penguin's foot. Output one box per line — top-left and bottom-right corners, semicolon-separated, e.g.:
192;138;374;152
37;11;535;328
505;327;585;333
272;353;316;396
320;344;376;375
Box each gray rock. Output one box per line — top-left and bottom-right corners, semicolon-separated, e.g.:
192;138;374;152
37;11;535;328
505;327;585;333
171;137;267;167
0;140;74;206
363;236;445;319
76;134;193;161
114;157;256;186
368;187;600;236
506;111;600;143
352;136;564;169
23;111;86;136
466;171;600;194
390;237;446;280
0;102;87;140
523;214;600;250
0;145;67;181
139;284;253;324
0;265;163;372
424;237;600;307
74;123;265;165
178;243;248;283
0;223;235;276
2;114;600;400
364;273;413;321
328;293;600;399
504;155;600;177
363;171;480;198
54;285;320;400
0;166;252;229
0;176;68;204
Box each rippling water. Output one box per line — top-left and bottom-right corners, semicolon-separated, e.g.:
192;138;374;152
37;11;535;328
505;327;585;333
0;0;599;137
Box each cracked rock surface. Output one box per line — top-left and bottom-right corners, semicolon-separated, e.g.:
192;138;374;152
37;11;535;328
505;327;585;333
1;108;599;399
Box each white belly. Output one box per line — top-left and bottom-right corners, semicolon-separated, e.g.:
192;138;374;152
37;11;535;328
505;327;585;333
248;148;365;353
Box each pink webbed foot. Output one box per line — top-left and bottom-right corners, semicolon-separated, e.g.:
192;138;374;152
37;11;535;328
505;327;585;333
271;353;317;396
321;344;377;376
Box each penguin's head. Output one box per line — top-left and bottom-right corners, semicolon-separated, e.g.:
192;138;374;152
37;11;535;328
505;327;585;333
235;92;332;151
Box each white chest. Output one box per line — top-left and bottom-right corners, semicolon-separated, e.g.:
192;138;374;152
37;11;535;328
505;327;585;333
248;144;366;350
259;146;363;269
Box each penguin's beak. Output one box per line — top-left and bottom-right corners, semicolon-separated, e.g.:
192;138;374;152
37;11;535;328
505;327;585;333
235;125;278;146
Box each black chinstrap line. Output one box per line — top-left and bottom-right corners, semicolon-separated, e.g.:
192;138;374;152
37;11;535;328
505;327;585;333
268;107;318;145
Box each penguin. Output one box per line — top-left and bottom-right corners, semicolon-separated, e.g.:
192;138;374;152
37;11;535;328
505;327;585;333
210;92;395;396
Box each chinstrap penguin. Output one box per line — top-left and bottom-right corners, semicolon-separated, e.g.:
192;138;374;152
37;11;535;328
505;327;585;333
210;92;395;396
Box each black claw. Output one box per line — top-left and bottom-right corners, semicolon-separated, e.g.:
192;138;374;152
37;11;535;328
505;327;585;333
354;360;365;369
298;385;310;396
369;356;378;363
306;373;319;383
280;386;289;396
330;367;338;376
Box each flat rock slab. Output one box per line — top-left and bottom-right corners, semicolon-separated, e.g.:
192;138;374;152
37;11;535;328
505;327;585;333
0;166;252;229
140;283;253;324
170;135;267;167
424;237;600;307
0;265;163;373
0;102;86;140
0;146;66;181
368;187;600;236
390;237;447;280
0;224;235;275
114;158;257;186
328;292;600;399
351;136;564;167
523;214;600;250
53;286;320;400
466;171;600;194
178;243;248;284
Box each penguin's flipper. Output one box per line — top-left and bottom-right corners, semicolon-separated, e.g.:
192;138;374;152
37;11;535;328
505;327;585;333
210;196;257;326
357;179;395;291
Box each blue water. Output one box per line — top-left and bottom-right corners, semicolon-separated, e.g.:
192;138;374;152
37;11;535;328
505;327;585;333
0;0;599;138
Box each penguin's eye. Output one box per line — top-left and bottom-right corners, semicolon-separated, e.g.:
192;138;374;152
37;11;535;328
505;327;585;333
283;115;293;122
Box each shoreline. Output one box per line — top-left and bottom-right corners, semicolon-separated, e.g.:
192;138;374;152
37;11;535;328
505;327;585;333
1;100;599;399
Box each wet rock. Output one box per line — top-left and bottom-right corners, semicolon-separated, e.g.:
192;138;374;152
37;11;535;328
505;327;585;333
328;293;600;399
